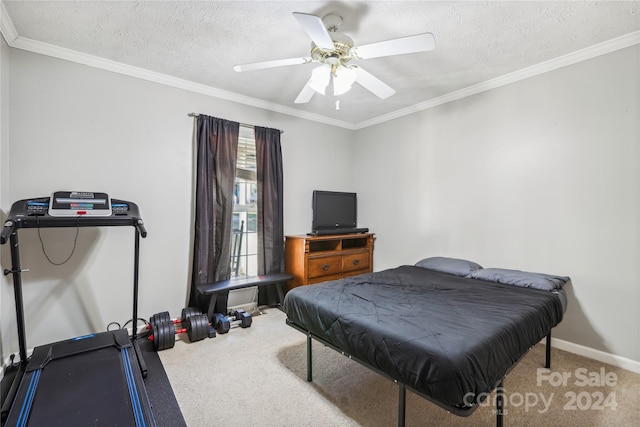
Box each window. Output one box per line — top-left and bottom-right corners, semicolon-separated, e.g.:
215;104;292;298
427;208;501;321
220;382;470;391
231;127;257;278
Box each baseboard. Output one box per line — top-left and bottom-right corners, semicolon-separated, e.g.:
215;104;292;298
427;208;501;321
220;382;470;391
229;301;258;314
548;337;640;374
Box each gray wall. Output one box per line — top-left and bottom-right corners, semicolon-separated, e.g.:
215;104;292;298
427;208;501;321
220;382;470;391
0;47;354;356
354;45;639;363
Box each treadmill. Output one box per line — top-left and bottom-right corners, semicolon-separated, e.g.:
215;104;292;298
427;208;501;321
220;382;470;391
1;194;156;426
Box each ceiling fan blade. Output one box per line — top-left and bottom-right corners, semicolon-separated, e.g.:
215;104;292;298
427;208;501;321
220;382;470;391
294;78;316;104
353;33;435;59
292;12;335;50
234;57;311;72
354;67;396;99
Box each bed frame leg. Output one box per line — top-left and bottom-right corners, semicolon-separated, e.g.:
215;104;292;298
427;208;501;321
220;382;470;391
545;332;551;369
398;383;406;427
496;379;504;427
307;333;313;382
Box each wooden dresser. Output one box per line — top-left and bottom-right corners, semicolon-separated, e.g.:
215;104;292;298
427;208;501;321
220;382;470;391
284;233;375;292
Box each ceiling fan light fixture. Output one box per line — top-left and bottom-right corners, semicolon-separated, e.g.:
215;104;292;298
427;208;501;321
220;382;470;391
333;66;357;96
309;65;331;94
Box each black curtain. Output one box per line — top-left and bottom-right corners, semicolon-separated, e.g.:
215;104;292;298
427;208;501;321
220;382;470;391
255;126;285;307
189;115;239;313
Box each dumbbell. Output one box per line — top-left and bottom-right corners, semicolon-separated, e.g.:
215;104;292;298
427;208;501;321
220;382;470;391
149;313;216;351
148;308;215;351
213;309;252;334
148;307;201;331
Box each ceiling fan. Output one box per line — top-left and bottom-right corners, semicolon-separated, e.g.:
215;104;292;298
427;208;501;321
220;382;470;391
233;12;435;104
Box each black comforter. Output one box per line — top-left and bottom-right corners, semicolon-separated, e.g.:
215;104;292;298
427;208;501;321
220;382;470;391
284;265;565;407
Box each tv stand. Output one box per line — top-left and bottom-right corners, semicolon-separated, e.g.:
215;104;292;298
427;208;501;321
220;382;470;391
284;233;375;292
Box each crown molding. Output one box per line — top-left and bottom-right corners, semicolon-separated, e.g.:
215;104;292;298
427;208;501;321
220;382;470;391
1;1;636;131
0;1;17;45
0;3;355;130
355;30;640;129
6;36;356;130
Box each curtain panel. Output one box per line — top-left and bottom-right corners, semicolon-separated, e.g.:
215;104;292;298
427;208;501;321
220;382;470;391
255;126;285;307
189;115;239;312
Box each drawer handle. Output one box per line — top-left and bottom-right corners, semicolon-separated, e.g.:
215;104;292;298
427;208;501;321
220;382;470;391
352;259;360;266
322;264;330;270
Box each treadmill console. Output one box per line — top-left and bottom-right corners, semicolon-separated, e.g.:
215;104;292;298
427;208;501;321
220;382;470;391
48;191;112;217
2;195;145;244
22;198;128;216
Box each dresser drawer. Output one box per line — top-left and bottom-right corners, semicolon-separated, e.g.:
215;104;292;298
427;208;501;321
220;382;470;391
342;252;370;273
308;256;342;278
308;273;342;285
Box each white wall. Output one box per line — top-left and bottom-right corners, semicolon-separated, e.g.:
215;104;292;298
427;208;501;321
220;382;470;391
0;35;9;361
0;47;354;357
354;45;639;363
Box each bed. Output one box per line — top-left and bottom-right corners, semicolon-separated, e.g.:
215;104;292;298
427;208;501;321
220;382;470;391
283;257;568;426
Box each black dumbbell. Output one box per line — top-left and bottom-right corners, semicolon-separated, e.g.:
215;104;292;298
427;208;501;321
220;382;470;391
148;307;202;331
149;313;216;351
148;308;216;351
213;309;252;334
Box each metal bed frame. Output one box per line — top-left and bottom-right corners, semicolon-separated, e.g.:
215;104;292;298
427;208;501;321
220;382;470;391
287;319;552;427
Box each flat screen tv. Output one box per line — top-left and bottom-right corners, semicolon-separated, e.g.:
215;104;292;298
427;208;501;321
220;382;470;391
312;190;358;234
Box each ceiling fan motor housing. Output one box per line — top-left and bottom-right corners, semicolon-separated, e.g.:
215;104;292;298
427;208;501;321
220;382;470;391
310;31;354;66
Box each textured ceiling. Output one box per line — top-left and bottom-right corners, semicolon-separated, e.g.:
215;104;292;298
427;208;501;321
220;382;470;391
2;1;639;127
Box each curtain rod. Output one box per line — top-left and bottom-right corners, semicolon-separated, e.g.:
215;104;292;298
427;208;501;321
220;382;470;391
188;113;283;134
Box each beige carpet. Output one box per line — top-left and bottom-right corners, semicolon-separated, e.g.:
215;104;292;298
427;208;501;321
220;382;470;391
159;308;640;426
